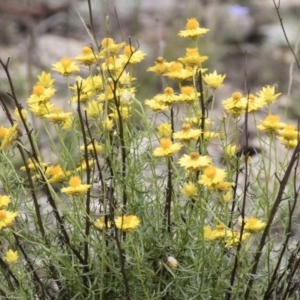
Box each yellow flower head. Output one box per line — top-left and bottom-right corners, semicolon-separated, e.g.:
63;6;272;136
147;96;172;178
278;137;298;149
44;109;72;125
147;57;171;75
257;85;281;105
20;157;49;173
29;102;55;118
45;165;70;184
178;18;209;39
0;210;18;229
164;62;193;81
154;87;179;105
114;215;140;232
199;165;227;187
85;101;103;119
0;124;19;150
157;123;173;138
99;38;125;57
102;118;114;131
37;71;55;88
257;115;285;134
145;98;168;112
14;107;28;121
52;57;80;76
224;145;238;157
60;176;91;196
4;249;19;264
225;232;250;248
94;216;111;229
246;94;265;112
178;86;199;104
173;123;201;142
75;46;98;66
153;138;182;157
178;48;208;67
242;217;266;233
203;70;226;89
80;142;103;154
181;182;197;197
0;195;11;209
222;92;247;118
118;45;146;65
277;125;298;140
178;152;212;171
0;126;8;138
27;84;56;104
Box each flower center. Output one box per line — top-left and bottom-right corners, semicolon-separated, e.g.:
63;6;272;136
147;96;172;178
0;210;7;220
169;62;183;72
60;58;72;68
101;38;114;47
186;48;198;56
82;46;93;55
266;115;279;122
156;57;165;64
186;18;199;30
181;86;194;95
190;152;200;160
160;139;172;149
33;84;45;96
69;176;81;187
164;87;174;95
204;166;217;178
232;92;242;100
124;45;135;57
182;123;191;131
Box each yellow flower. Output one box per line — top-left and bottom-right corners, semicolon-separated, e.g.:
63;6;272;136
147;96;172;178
257;85;281;105
76;159;95;172
0;195;11;209
27;84;56;104
114;215;140;232
181;182;197;197
94;217;111;229
52;57;80;76
80;142;103;154
14;107;28;121
85;101;103;119
203;70;226;89
178;18;209;39
28;102;55;118
99;38;125;57
60;176;91;196
4;249;18;264
199;165;227;187
164;62;193;81
277;125;298;140
75;46;98;66
20;157;49;173
44;109;72;125
147;57;171;75
178;86;199;104
225;232;250;248
0;210;18;229
223;191;233;202
257;115;285;134
166;256;178;269
222;92;247;118
154;87;179;105
173;123;201;142
210;181;233;192
241;217;266;233
224;145;238;157
45;165;70;184
203;225;215;241
153;139;182;157
145;98;168;112
246;94;265;112
278;138;298;149
37;71;55;88
0;126;8;138
178;48;208;67
102;118;114;131
178;152;212;171
157;123;173;138
118;45;146;64
0;124;19;150
109;107;131;120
